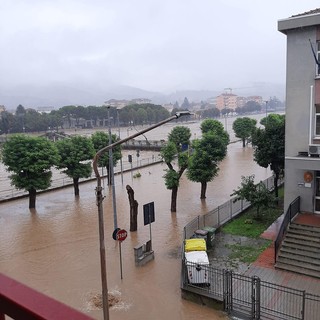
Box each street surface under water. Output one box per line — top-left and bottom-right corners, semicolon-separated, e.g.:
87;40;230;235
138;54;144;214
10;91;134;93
0;116;272;319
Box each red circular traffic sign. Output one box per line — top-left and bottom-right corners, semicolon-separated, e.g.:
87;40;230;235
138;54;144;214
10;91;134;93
116;229;127;242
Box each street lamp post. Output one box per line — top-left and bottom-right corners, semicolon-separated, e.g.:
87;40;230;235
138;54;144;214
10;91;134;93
92;111;192;320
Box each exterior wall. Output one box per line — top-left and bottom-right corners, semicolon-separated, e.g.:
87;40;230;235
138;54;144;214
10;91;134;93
285;27;316;157
280;17;320;213
284;158;317;212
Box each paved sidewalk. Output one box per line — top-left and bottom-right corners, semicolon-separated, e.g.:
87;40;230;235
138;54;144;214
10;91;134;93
244;212;320;296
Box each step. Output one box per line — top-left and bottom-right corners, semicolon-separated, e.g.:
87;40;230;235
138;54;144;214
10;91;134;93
280;247;320;260
285;233;320;244
275;262;320;279
283;237;320;249
287;227;320;238
276;256;320;272
290;223;320;233
278;251;320;266
281;241;320;254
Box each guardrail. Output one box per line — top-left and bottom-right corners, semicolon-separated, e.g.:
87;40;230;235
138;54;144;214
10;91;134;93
0;273;93;320
274;196;300;263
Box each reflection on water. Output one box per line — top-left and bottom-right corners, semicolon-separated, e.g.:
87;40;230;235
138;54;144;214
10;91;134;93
0;141;270;320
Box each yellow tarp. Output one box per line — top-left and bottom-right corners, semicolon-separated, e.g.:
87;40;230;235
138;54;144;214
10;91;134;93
184;238;207;252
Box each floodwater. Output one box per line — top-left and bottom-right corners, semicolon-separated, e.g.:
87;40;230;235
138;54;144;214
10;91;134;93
0;116;272;320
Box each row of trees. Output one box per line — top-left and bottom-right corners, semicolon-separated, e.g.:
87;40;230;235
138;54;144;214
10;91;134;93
1;131;121;208
0;103;173;134
1;113;285;215
231;114;285;217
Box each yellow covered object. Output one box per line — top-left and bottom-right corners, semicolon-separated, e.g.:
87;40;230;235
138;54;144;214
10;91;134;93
184;238;207;252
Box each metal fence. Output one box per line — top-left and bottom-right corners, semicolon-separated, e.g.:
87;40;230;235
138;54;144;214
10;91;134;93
181;176;320;319
183;176;275;240
0;154;163;201
182;261;320;320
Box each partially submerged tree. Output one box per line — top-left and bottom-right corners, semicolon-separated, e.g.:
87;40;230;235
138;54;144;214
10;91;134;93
91;131;122;186
161;126;191;212
55;136;95;196
187;119;229;199
232;117;257;147
2;135;60;209
231;175;275;219
251;114;285;200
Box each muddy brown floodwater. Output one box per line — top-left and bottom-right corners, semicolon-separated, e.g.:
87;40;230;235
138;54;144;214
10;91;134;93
0;118;273;320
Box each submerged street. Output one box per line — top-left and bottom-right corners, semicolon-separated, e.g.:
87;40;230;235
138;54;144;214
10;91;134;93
0;130;271;319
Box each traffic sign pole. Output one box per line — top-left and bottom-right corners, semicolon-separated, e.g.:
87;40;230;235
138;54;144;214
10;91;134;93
116;229;127;280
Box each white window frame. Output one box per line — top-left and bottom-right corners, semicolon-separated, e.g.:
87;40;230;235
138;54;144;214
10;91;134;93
315;112;320;137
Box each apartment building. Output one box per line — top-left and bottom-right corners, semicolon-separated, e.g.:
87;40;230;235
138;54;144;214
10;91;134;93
278;9;320;213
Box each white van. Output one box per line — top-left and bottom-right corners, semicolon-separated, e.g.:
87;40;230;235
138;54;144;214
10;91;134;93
185;250;210;285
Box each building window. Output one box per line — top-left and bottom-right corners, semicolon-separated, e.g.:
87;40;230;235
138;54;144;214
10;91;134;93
315;106;320;136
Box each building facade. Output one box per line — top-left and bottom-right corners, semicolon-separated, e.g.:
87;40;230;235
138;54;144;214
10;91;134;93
278;9;320;213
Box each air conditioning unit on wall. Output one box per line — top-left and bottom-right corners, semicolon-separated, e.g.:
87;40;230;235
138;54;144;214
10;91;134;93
309;144;320;155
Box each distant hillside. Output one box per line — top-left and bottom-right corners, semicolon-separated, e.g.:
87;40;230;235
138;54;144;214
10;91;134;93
0;82;285;110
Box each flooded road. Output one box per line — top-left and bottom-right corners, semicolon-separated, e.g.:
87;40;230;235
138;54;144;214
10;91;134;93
0;115;273;319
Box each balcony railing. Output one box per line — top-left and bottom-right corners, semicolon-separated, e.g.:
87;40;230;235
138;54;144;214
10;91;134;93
0;273;93;320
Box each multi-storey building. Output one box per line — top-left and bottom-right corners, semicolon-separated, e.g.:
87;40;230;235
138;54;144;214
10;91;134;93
278;9;320;213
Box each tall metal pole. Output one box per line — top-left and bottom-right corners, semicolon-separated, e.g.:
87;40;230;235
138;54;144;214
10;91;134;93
117;109;124;184
107;107;118;230
93;111;191;320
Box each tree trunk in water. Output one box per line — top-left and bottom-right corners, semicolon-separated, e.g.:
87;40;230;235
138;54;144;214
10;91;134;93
29;188;37;209
73;177;80;196
171;186;178;212
242;138;246;148
126;185;138;231
200;181;207;199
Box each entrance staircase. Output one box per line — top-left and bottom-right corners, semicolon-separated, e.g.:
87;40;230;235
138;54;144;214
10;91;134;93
275;222;320;278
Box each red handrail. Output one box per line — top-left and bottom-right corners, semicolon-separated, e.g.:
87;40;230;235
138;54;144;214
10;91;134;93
0;273;93;320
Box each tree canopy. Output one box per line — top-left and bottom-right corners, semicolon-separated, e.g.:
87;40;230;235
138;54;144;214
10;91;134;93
251;114;285;199
2;135;60;209
161;126;191;212
91;131;122;185
187;119;229;199
232;117;257;147
231;175;275;219
56;136;95;196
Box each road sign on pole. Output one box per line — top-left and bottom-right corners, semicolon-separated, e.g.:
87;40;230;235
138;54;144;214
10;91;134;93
143;202;155;225
116;229;127;280
116;229;127;242
143;202;155;251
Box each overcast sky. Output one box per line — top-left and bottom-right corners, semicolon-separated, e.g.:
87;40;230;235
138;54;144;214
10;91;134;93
1;0;320;94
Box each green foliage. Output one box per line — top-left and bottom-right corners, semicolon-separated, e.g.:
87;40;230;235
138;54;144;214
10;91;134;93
133;172;141;178
232;117;257;147
91;131;122;168
168;126;192;149
252;114;285;198
2;135;60;207
55;136;95;179
161;126;191;211
231;175;276;219
187;120;229;198
200;119;229;144
163;169;180;189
